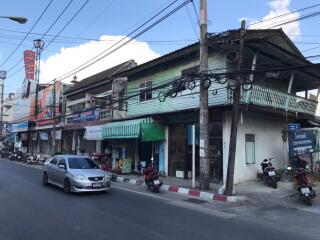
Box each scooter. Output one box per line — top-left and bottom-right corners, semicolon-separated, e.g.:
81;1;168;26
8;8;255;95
143;164;163;193
295;167;316;206
9;151;19;161
26;154;37;165
261;158;280;189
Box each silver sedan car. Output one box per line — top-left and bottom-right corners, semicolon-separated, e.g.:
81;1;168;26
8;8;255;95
42;155;112;193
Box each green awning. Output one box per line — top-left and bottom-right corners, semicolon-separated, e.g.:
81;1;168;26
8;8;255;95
102;118;164;141
141;123;165;142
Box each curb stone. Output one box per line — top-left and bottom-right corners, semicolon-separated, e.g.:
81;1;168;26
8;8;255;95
115;176;234;203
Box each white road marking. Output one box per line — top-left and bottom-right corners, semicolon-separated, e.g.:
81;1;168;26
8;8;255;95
113;185;172;201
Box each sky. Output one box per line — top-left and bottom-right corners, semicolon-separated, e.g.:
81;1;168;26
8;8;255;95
1;0;320;96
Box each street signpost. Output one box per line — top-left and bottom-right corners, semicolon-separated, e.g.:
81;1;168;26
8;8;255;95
288;129;315;157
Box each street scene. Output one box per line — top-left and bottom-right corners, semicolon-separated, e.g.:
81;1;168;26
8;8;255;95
1;0;320;239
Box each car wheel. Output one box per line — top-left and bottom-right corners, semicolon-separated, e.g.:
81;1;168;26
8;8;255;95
43;172;48;186
64;179;71;193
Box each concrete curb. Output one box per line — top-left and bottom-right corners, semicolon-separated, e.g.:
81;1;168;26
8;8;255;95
114;176;238;203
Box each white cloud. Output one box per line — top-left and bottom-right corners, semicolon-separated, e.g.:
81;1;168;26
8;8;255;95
40;35;160;83
245;0;301;40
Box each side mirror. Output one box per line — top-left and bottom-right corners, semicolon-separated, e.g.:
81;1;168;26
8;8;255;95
58;164;66;169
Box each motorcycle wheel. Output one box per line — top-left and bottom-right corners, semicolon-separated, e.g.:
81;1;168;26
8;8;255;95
154;188;160;193
305;198;312;206
272;180;277;189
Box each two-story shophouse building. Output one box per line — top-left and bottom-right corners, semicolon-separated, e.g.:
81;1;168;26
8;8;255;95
63;60;136;156
101;29;320;184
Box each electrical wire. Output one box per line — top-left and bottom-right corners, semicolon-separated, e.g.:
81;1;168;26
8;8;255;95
55;0;186;81
0;0;55;68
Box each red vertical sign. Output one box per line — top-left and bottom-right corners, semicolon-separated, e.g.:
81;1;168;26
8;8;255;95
24;50;36;80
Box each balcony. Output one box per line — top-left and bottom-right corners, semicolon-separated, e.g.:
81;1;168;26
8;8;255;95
238;85;318;116
98;108;112;121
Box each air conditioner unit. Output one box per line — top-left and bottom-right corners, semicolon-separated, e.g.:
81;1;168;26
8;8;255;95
226;51;239;63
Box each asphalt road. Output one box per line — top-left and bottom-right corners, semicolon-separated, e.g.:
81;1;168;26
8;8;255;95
0;159;318;240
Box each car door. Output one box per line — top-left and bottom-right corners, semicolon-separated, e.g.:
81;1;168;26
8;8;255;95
56;157;67;185
47;156;59;182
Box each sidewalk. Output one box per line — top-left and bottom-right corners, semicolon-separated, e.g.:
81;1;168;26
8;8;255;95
114;173;233;202
114;173;320;206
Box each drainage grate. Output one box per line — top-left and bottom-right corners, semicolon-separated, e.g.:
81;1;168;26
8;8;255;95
184;198;208;204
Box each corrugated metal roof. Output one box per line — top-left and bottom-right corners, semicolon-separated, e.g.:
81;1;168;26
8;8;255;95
64;60;136;95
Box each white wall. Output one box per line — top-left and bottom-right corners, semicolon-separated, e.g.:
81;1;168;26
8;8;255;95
223;111;285;184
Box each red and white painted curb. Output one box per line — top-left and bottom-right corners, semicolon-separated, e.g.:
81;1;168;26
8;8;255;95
115;176;240;203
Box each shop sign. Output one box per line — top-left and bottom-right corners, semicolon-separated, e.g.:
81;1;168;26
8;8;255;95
288;130;315;157
40;132;49;141
4;123;12;133
85;125;103;140
83;109;97;122
72;113;82;123
54;130;62;140
12;122;28;133
288;123;301;131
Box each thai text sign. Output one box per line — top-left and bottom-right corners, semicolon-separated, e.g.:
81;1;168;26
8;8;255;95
288;130;315;157
24;50;36;80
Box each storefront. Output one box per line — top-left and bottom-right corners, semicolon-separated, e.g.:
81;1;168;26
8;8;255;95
12;121;29;153
102;117;165;174
167;111;223;182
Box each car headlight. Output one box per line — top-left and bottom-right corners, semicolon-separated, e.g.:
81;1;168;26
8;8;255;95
74;175;87;181
104;172;112;180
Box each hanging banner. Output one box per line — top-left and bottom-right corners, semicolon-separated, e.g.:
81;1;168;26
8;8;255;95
24;50;36;80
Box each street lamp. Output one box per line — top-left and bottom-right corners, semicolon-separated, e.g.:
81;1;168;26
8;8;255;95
33;39;45;117
0;16;27;24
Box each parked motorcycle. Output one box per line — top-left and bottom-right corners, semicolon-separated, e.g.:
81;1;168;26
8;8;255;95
295;167;316;206
26;154;37;165
261;158;280;189
143;164;163;193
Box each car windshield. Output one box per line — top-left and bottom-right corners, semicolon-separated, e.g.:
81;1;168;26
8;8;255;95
68;157;100;169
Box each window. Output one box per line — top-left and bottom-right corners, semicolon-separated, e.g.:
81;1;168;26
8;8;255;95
245;134;255;164
139;81;152;102
58;158;66;166
68;157;100;169
118;88;126;111
50;157;59;165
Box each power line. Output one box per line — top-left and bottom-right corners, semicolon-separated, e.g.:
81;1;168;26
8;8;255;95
0;0;55;68
249;3;320;27
55;0;185;81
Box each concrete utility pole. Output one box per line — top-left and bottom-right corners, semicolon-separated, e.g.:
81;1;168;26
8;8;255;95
199;0;209;190
0;71;6;139
225;20;246;196
52;79;56;155
33;39;45;117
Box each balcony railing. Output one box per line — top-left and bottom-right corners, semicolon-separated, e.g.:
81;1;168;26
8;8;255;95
98;108;112;121
236;84;318;116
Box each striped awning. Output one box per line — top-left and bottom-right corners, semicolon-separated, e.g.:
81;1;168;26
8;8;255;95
102;118;153;139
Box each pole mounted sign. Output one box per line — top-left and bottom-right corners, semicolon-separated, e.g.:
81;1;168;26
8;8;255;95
288;129;315;157
288;123;301;131
23;50;36;80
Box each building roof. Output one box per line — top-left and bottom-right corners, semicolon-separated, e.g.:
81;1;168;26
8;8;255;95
64;60;136;95
116;29;309;78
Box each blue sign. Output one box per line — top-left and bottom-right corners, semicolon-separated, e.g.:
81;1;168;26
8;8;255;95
83;109;97;122
11;122;28;133
288;123;301;131
288;130;315;157
72;113;82;123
